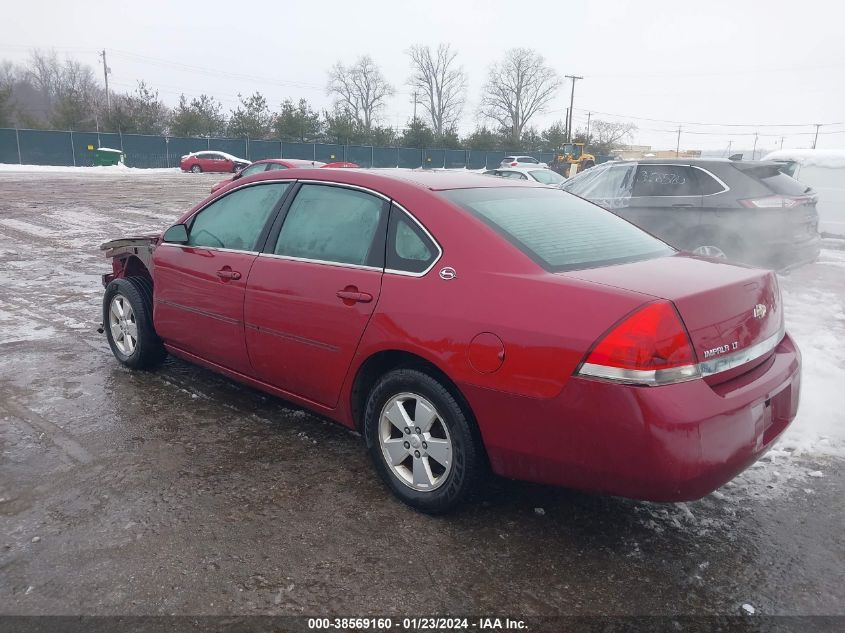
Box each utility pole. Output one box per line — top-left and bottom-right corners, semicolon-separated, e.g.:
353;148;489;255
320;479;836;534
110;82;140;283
565;107;569;141
812;123;820;149
99;49;111;112
780;137;784;150
564;75;582;143
412;91;418;126
586;111;592;145
676;126;681;158
752;132;758;160
726;140;732;157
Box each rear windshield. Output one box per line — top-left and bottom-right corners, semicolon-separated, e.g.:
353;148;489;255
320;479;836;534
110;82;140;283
734;164;809;195
442;187;674;272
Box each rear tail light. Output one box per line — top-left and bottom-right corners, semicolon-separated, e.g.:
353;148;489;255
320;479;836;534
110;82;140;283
739;195;814;209
577;301;700;386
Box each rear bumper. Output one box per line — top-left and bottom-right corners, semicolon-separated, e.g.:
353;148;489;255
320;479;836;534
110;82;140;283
758;234;821;271
464;334;801;501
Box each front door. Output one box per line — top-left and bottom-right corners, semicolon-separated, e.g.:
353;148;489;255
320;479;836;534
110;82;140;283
620;163;703;246
154;181;292;374
244;183;388;407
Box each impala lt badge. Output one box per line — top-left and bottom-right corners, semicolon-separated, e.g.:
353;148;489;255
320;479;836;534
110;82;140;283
753;304;767;319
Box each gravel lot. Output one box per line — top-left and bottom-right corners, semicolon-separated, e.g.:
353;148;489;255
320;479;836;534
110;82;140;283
0;169;843;618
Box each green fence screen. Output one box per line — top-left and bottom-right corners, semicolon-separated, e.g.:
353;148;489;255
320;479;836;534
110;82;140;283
0;127;567;172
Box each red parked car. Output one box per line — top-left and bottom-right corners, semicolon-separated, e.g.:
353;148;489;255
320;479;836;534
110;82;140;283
100;169;800;513
180;151;251;174
210;158;327;193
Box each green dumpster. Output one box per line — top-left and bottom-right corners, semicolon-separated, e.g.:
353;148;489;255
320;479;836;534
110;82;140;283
93;147;125;166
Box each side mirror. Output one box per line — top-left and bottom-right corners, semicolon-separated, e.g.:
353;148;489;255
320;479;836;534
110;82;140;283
162;224;189;244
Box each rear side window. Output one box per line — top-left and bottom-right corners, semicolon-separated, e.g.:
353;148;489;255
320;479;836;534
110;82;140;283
386;207;438;274
188;183;289;251
274;184;386;267
240;163;269;177
442;188;673;271
694;168;726;195
632;165;699;196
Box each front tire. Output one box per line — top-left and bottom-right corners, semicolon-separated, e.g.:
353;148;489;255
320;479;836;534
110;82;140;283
103;277;166;370
190;164;202;173
363;368;484;513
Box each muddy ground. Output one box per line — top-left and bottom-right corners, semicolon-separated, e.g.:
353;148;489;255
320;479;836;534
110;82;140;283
0;170;843;618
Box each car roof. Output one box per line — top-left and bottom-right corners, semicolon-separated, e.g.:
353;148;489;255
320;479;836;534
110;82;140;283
241;167;545;192
610;157;780;168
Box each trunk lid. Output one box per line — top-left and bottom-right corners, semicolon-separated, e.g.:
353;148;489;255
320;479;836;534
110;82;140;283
561;254;783;380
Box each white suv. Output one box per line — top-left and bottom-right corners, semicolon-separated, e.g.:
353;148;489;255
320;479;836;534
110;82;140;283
500;155;548;168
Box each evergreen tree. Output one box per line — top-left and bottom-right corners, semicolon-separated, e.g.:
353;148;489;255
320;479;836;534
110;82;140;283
228;92;273;139
274;98;321;142
170;94;226;137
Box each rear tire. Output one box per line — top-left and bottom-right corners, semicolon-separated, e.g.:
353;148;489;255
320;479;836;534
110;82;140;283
688;228;743;261
363;368;484;514
190;164;202;173
103;277;166;370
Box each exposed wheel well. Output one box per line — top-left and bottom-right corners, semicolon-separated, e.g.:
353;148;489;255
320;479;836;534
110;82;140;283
350;350;475;435
118;255;153;284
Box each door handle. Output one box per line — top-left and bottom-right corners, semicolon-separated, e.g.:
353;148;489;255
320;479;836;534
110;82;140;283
216;268;241;280
336;289;373;303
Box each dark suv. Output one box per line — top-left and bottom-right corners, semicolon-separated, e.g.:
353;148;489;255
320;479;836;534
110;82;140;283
562;159;821;269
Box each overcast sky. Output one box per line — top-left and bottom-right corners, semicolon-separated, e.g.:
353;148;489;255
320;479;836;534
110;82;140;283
4;0;844;153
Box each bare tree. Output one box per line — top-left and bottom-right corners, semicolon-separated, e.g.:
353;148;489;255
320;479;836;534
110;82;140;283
407;43;467;138
480;48;561;146
584;119;638;154
327;56;394;130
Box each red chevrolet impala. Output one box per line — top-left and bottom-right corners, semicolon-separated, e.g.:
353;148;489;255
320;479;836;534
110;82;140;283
100;169;800;513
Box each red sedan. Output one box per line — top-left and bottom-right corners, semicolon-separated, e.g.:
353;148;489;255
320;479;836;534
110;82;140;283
210;159;360;193
179;151;251;174
100;169;800;513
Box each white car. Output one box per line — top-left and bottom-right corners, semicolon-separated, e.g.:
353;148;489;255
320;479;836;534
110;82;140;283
500;155;549;168
484;167;567;187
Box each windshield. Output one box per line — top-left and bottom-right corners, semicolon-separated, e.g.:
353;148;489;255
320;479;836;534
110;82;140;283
529;170;565;185
442;187;673;272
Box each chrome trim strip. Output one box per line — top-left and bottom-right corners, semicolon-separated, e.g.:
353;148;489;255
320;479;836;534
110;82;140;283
578;363;700;386
296;179;391;201
578;326;785;386
158;243;257;256
697;326;785;377
258;252;382;272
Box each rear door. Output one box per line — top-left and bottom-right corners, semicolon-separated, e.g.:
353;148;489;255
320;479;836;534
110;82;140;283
154;182;292;374
244;183;388;407
620;163;703;245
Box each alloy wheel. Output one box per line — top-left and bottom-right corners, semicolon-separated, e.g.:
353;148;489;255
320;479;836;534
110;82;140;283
109;294;138;355
378;392;453;491
692;244;727;258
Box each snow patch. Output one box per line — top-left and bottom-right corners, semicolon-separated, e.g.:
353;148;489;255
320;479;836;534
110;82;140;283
763;149;845;169
0;164;179;174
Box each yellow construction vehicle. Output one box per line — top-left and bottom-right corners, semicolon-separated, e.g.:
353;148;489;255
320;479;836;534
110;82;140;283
550;143;596;177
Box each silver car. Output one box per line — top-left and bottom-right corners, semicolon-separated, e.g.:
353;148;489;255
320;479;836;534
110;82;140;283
484;167;567;187
500;155;549;168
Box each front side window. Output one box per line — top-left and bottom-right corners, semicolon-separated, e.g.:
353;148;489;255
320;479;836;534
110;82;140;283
274;184;386;266
442;187;673;272
565;163;636;200
188;183;289;251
